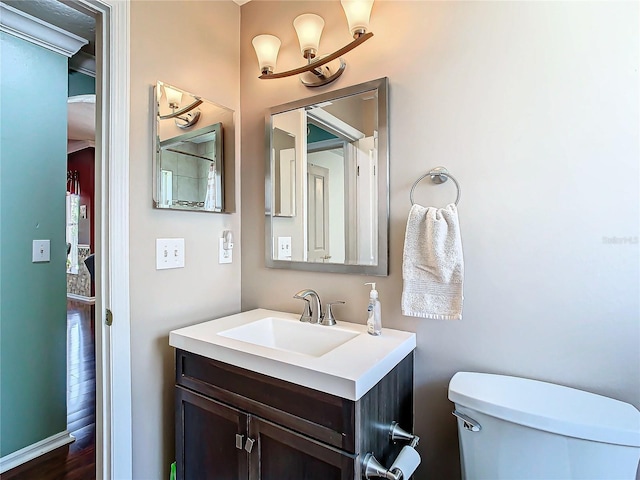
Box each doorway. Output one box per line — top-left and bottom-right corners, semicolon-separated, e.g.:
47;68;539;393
66;91;97;477
0;1;131;478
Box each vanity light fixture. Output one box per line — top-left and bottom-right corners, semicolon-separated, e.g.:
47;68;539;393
251;0;374;88
157;83;203;129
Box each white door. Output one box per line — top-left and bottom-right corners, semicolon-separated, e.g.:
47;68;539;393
307;164;330;262
356;136;377;265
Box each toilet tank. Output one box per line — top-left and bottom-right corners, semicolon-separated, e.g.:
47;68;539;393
448;372;640;480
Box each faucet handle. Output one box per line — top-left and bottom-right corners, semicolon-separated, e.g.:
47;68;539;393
322;301;345;326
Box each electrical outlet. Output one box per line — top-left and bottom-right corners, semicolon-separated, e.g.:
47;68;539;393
156;238;185;270
32;240;50;262
219;238;232;264
277;236;292;260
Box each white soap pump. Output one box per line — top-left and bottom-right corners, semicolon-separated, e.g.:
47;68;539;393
365;282;382;336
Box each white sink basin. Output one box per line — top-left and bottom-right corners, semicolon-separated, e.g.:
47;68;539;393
218;317;359;357
169;309;416;400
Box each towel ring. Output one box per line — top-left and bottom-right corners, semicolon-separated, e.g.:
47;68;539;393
410;167;461;206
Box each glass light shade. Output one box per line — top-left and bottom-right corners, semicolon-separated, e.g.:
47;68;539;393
164;86;183;109
341;0;374;37
293;14;325;58
252;34;281;74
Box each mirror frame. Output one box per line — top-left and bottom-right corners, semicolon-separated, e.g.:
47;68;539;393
265;77;389;276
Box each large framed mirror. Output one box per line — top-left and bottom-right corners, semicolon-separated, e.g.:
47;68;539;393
153;81;234;212
265;78;389;275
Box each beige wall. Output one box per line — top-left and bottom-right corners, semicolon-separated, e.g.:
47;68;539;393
129;1;241;478
240;1;639;478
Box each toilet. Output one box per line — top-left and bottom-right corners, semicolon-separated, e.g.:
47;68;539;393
448;372;640;479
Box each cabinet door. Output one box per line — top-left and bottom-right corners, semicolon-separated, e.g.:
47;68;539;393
248;417;356;480
176;386;248;480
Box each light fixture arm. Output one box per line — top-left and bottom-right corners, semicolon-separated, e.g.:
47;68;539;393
158;98;203;120
259;32;373;80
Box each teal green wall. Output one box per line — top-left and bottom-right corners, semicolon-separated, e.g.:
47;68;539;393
68;70;95;96
0;33;68;457
308;124;338;144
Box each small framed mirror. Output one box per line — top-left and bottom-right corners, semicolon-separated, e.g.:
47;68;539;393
265;78;389;275
153;81;234;212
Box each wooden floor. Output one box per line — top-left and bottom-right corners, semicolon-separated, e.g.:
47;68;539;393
2;301;96;480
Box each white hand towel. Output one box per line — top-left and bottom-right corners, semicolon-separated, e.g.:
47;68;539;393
402;203;464;320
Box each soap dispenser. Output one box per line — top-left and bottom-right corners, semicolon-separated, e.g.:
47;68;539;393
365;282;382;336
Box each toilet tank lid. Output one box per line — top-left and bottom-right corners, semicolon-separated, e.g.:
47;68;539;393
448;372;640;447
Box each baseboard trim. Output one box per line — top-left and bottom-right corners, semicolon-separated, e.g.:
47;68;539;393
0;431;75;474
67;293;96;305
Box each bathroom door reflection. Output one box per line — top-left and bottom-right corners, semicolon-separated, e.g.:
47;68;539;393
273;128;296;217
307;162;330;262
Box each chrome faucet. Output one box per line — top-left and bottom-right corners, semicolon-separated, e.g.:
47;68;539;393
293;289;322;324
293;290;345;325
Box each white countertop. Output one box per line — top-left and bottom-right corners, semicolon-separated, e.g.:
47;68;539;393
169;309;416;401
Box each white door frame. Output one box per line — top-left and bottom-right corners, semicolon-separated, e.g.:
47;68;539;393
72;1;132;478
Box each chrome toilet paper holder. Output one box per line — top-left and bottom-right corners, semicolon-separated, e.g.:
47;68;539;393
363;422;420;479
389;422;420;447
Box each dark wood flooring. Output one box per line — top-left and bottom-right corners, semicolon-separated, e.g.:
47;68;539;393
2;301;96;480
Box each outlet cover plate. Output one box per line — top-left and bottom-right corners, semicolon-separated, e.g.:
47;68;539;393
156;238;185;270
219;238;232;264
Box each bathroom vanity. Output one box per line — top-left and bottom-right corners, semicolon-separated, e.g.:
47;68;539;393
170;309;416;480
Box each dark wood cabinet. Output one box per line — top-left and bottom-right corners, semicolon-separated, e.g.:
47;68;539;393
249;417;355;480
175;349;413;480
176;387;248;480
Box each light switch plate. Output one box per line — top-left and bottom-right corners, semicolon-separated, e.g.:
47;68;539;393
32;240;50;262
219;238;232;264
156;238;185;270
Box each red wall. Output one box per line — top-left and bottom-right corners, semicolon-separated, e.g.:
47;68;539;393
67;147;95;251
